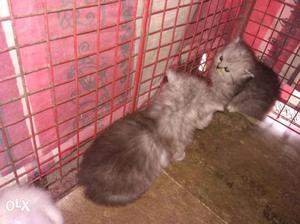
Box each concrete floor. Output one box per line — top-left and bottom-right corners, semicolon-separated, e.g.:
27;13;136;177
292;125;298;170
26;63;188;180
57;112;300;224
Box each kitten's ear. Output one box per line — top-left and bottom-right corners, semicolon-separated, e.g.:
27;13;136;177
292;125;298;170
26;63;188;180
244;69;255;79
166;69;179;83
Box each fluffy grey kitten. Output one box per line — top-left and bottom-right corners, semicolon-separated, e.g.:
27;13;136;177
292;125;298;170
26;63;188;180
0;185;63;224
212;38;280;120
78;70;223;206
78;62;255;206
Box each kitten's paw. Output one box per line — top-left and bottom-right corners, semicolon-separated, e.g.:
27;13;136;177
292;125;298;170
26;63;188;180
226;104;237;112
196;114;213;129
160;151;169;168
174;152;186;161
215;105;225;112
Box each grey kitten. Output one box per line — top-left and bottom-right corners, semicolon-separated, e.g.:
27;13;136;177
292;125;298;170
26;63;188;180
212;38;280;120
78;70;223;206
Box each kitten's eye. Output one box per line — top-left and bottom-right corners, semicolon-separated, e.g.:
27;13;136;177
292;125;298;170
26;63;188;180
220;56;223;61
224;67;230;72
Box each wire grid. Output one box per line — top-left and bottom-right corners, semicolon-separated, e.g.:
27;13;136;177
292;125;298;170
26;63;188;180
0;0;140;188
137;0;244;106
243;0;300;134
0;0;284;193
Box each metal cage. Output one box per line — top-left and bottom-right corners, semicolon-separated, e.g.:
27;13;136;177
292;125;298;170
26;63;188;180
0;0;299;195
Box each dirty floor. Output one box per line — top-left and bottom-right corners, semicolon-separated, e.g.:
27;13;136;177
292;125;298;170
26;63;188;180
57;112;300;224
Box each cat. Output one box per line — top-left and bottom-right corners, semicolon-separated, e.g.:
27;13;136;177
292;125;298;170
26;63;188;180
211;38;280;120
78;69;225;206
78;62;256;206
174;41;256;113
0;185;63;224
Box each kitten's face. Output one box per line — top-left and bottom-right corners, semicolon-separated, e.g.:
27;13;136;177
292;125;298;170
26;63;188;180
213;38;255;84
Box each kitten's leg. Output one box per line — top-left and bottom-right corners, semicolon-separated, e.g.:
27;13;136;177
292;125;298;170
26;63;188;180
173;151;186;161
160;150;170;167
172;143;186;161
195;114;213;129
195;104;224;129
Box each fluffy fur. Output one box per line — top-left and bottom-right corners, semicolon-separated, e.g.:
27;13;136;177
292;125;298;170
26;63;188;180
0;185;63;224
212;38;280;120
78;70;223;206
78;63;256;206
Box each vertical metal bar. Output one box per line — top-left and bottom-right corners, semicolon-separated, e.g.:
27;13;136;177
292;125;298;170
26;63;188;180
42;0;63;178
185;0;211;71
289;110;299;129
109;0;122;125
72;0;80;169
0;120;19;184
230;0;256;39
210;0;241;68
276;46;300;119
95;0;101;137
145;0;168;104
249;0;272;47
189;0;222;72
6;0;42;177
163;0;182;71
259;4;288;66
123;2;139;116
131;0;151;112
172;0;195;66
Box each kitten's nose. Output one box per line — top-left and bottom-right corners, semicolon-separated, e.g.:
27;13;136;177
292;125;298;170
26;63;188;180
216;65;220;69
